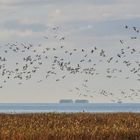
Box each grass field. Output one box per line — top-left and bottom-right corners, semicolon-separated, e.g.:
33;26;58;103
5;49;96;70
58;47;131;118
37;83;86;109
0;113;140;140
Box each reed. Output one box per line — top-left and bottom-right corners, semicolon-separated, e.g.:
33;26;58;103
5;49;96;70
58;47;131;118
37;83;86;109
0;113;139;140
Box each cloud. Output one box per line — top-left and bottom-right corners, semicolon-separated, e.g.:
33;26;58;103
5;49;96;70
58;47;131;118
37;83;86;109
2;19;47;32
0;0;48;6
0;0;119;7
0;0;139;7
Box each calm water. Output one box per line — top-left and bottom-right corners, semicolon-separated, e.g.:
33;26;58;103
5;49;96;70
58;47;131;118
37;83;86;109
0;103;140;113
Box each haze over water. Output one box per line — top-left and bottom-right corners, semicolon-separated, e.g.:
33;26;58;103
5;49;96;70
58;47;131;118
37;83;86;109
0;103;140;113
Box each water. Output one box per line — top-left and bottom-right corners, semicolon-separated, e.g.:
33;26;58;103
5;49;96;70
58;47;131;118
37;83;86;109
0;103;140;113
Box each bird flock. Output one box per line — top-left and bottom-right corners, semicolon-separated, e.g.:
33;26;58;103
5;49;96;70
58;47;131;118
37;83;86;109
0;25;140;103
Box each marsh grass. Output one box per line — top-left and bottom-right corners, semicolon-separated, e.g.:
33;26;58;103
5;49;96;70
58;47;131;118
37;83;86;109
0;113;139;140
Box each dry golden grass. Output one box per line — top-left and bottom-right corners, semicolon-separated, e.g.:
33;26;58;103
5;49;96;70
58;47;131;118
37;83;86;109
0;113;139;140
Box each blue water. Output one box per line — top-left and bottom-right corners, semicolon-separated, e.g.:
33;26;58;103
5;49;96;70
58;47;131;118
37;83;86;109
0;103;140;113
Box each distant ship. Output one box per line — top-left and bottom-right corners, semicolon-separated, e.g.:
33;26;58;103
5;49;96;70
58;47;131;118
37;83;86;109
59;99;89;104
75;99;89;103
59;99;73;103
117;100;123;104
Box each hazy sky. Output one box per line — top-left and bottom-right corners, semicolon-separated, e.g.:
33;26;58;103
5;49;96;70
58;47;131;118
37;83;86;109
0;0;140;103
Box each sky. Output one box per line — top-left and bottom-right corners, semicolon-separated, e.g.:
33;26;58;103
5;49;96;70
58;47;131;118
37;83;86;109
0;0;140;103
